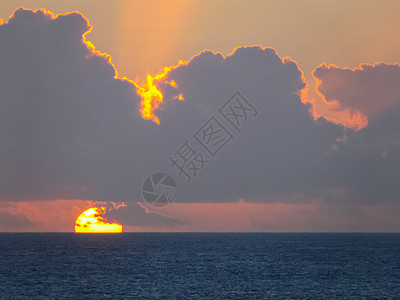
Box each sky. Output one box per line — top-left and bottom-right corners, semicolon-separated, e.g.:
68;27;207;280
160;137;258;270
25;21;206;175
0;0;400;232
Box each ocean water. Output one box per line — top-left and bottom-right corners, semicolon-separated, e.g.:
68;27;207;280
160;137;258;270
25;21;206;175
0;233;399;299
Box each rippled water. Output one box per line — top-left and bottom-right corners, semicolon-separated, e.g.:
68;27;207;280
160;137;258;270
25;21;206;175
0;233;399;299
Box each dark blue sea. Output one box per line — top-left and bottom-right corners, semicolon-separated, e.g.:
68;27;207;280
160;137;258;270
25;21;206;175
0;233;399;299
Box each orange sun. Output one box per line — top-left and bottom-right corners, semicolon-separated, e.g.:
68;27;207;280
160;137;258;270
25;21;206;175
75;207;123;234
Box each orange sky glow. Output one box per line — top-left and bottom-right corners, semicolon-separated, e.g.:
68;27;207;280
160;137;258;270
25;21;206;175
1;200;399;232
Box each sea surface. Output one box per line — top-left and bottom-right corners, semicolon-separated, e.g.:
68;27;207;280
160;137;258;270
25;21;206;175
0;233;399;299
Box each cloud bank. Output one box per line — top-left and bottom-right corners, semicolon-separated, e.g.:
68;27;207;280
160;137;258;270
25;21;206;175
0;7;399;230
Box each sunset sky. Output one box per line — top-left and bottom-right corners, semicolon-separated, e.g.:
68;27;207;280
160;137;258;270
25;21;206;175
1;0;400;232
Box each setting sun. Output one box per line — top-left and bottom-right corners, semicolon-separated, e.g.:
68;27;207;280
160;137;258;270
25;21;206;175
75;207;123;234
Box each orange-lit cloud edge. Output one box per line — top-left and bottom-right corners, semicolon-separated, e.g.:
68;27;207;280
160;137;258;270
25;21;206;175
311;61;400;130
311;63;370;131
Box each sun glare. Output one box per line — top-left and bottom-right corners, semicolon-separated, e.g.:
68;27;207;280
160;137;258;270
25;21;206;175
75;207;123;234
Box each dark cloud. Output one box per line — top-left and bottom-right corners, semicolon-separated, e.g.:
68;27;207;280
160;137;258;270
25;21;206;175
0;8;142;202
151;47;344;203
106;203;187;227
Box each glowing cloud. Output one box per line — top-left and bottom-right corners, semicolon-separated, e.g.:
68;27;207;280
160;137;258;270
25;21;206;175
312;72;368;131
75;207;123;233
312;62;400;130
135;62;187;124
